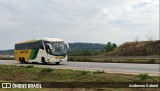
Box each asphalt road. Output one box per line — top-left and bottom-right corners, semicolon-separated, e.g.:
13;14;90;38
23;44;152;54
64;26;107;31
0;60;159;76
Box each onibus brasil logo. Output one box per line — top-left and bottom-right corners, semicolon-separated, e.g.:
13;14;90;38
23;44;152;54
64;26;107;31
1;83;42;88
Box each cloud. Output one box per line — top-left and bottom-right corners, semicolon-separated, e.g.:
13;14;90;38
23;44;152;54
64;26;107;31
0;0;159;49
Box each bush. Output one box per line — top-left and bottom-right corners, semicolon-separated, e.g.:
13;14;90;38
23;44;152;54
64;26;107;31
147;59;155;64
80;71;90;75
25;65;34;68
108;59;112;62
103;59;112;62
82;59;89;62
75;59;81;61
128;59;134;63
137;73;150;81
88;59;93;61
93;70;105;74
69;58;74;61
0;57;15;60
41;68;53;72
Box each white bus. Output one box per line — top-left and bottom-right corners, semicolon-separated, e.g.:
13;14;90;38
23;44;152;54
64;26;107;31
15;38;69;64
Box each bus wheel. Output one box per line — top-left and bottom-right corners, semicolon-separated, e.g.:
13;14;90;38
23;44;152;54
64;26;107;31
56;62;60;65
21;57;25;63
19;57;23;63
42;57;47;65
23;58;28;64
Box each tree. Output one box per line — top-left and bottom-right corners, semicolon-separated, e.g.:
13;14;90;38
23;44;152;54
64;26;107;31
112;43;117;49
146;35;153;41
105;42;117;52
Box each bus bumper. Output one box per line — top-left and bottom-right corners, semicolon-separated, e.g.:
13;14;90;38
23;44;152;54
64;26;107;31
47;56;67;63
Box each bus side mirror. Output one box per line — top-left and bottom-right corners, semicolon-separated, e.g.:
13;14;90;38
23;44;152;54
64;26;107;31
65;43;69;49
46;43;53;49
46;44;52;54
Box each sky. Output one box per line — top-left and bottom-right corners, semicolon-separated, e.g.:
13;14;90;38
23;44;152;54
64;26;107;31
0;0;159;50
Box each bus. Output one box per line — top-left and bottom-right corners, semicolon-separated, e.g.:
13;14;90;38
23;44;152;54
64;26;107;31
15;37;69;65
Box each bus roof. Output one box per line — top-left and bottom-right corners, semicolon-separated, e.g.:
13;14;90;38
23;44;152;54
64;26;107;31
41;38;63;42
15;38;64;44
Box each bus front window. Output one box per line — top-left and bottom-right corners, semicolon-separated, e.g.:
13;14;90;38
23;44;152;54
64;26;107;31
45;42;67;56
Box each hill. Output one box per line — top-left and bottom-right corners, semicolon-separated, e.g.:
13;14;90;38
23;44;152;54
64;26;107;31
109;40;160;56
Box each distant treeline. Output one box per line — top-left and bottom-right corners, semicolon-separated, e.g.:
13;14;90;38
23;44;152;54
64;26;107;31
67;43;106;56
68;43;105;52
0;49;14;55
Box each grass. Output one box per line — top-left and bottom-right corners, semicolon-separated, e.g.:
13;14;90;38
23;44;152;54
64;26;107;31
68;56;160;64
147;59;155;64
25;65;34;68
40;68;53;72
80;70;90;75
93;70;105;74
0;64;159;82
0;65;159;91
137;73;150;81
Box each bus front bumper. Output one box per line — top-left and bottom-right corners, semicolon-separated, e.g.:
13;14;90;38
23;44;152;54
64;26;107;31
47;56;67;63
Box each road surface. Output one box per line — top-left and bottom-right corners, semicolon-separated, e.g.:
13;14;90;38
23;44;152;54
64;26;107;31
0;60;159;76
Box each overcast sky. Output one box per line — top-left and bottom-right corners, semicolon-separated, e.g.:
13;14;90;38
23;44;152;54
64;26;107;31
0;0;159;50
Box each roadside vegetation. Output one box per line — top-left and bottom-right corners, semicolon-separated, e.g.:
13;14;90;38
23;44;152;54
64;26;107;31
0;65;159;91
0;57;14;60
68;56;160;64
0;65;159;82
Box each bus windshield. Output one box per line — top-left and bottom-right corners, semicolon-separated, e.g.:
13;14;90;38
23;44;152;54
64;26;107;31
44;41;67;55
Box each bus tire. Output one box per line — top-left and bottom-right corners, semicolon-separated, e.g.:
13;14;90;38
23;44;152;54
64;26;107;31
42;57;47;65
22;57;25;63
19;57;23;63
56;62;60;65
23;57;28;64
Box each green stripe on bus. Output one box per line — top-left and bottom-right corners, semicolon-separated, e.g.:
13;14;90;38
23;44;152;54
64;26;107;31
29;49;39;60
